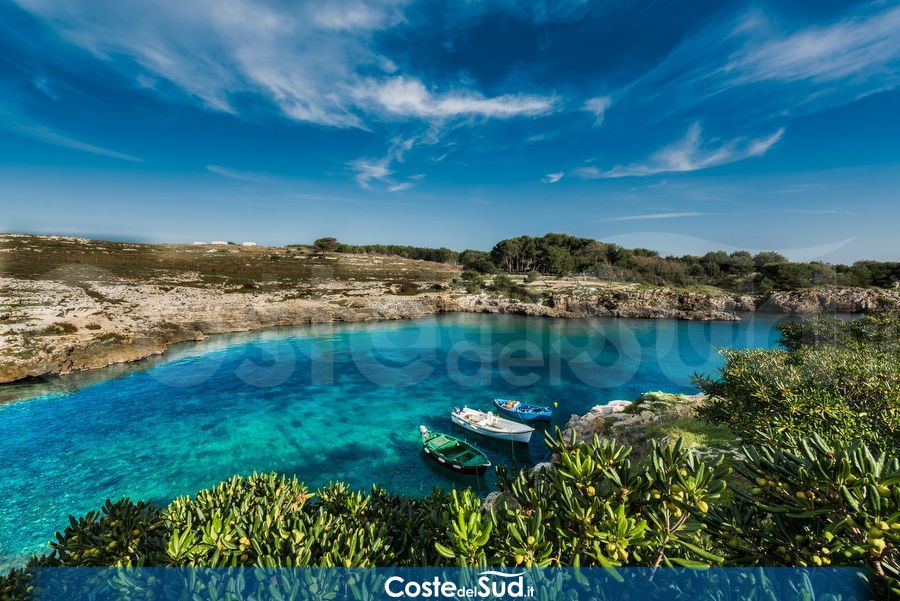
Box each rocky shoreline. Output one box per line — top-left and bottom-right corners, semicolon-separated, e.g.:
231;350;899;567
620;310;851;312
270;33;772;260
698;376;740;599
460;285;897;320
2;234;897;385
2;278;898;385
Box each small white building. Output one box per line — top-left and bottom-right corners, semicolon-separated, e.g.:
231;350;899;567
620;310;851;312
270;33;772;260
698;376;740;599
211;240;228;245
241;241;257;247
192;241;206;245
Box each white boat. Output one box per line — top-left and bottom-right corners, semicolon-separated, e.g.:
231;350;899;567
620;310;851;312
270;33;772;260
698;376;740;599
450;406;535;443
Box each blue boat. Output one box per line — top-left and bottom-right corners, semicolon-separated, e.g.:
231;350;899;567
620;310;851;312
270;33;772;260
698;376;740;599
493;398;553;422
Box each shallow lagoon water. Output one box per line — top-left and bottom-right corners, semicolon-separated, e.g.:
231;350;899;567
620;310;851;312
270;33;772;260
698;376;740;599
0;313;792;566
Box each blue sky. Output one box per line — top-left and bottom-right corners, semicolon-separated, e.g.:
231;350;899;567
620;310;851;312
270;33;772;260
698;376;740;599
1;0;899;262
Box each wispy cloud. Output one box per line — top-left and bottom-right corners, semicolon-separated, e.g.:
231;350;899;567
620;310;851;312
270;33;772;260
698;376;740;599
349;157;393;188
349;133;428;190
582;96;611;127
727;6;900;85
600;212;709;222
206;164;282;184
542;172;564;184
360;77;558;120
576;123;784;178
12;1;554;128
616;4;900;132
5;117;142;162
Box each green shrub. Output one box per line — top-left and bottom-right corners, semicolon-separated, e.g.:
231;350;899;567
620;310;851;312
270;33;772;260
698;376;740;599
706;433;899;594
488;432;729;568
490;275;541;303
38;322;78;336
778;313;900;353
458;250;496;274
313;237;338;252
2;432;897;596
696;315;900;452
162;475;400;567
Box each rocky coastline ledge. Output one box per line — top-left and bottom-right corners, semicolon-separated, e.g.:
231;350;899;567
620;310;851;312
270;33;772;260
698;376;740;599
2;277;896;385
1;234;897;384
2;278;897;384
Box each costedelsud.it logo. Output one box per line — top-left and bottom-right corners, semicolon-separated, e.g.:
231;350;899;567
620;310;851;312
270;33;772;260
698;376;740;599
384;571;535;598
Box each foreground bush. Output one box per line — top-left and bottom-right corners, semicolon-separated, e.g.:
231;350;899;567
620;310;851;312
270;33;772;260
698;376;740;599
716;434;898;582
3;430;897;598
696;314;900;452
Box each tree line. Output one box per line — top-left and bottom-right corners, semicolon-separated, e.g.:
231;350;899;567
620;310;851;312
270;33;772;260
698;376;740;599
313;234;900;292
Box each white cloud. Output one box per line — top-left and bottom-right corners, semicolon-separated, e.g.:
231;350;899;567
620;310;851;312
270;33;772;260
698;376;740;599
583;96;611;126
542;172;564;184
348;133;428;189
579;122;784;178
616;4;900;132
349;157;393;188
12;1;555;128
728;6;900;84
311;1;399;31
362;77;558;120
600;212;708;222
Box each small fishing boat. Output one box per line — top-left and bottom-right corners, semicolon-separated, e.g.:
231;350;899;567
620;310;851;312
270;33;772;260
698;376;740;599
493;398;553;422
451;407;535;443
419;425;491;474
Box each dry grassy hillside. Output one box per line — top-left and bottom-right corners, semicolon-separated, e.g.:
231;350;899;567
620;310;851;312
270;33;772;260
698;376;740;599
0;234;458;290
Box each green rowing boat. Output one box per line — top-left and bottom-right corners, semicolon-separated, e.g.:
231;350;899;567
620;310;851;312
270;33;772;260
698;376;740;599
419;425;491;475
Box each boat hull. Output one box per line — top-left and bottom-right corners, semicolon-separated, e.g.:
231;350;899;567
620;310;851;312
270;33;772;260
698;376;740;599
451;413;533;443
422;445;489;474
493;399;552;422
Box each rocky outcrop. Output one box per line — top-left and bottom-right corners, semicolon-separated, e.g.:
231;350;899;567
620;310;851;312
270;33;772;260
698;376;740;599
446;287;745;321
755;287;899;314
545;286;899;320
561;392;744;461
562;393;705;444
544;288;741;321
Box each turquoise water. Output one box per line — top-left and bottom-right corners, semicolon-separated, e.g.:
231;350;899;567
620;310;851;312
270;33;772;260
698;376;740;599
0;313;791;566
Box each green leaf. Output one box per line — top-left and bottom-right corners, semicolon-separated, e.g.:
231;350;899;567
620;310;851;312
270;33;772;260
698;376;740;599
669;557;711;569
434;542;456;559
676;540;724;564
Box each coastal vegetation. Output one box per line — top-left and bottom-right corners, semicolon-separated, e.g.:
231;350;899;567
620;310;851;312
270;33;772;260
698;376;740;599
697;314;899;454
329;233;900;292
2;434;896;597
2;315;898;598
